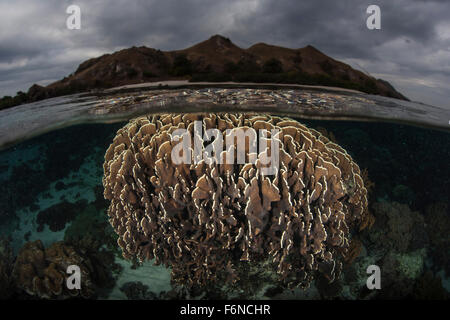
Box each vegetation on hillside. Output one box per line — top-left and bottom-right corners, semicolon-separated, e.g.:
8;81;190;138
190;57;382;95
0;42;405;111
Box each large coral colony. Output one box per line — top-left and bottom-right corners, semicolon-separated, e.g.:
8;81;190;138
103;113;371;291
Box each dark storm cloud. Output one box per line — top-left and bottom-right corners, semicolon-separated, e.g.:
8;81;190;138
0;41;43;63
0;0;449;108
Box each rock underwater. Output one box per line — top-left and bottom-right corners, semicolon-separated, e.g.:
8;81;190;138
103;113;370;292
12;240;95;299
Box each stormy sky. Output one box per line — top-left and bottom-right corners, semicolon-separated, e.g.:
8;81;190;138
0;0;449;108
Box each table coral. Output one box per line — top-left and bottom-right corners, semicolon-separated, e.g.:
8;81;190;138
103;113;370;290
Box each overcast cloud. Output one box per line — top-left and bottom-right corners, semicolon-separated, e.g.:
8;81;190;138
0;0;449;108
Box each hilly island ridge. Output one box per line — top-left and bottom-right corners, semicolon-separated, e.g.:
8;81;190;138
0;35;407;110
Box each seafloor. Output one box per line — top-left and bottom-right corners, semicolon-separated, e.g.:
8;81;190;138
0;117;449;300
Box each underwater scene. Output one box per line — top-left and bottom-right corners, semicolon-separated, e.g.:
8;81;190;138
3;1;450;314
0;88;449;300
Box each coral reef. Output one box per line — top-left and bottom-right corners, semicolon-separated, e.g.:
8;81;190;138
368;201;426;253
65;235;122;296
343;237;363;265
425;202;450;276
120;281;157;300
103;113;369;290
0;238;14;299
36;200;87;232
0;162;47;224
361;201;428;299
62;204;123;297
316;274;343;298
376;249;427;299
360;169;375;195
0;122;124;228
413;271;449;300
344;200;446;300
63;204;122;282
64;204;117;250
12;240;95;299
